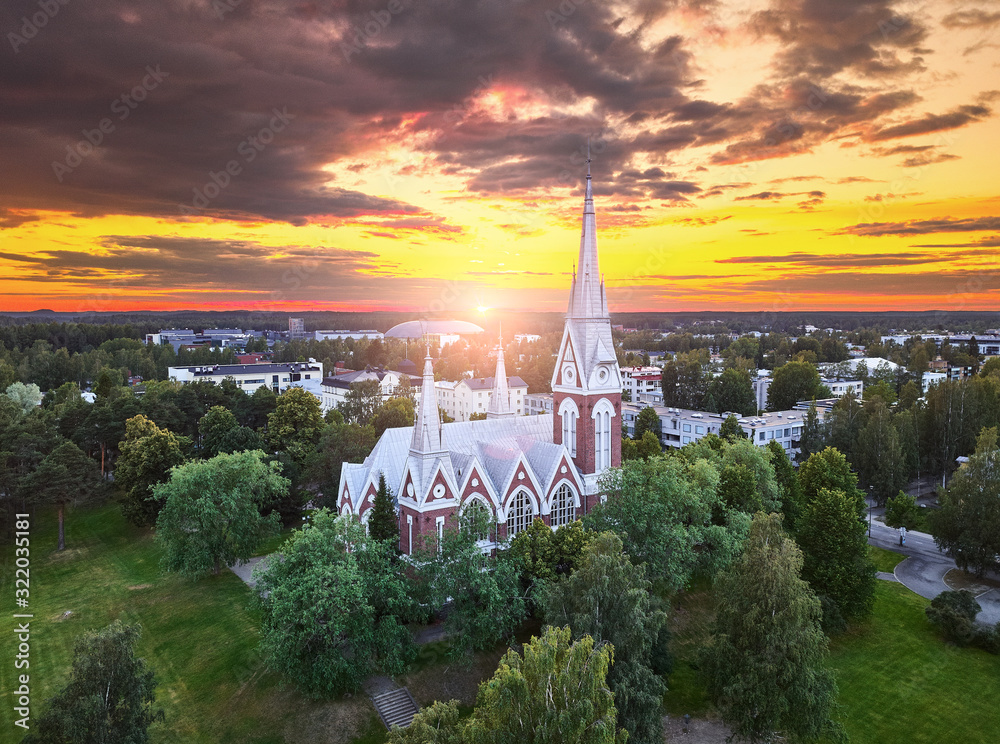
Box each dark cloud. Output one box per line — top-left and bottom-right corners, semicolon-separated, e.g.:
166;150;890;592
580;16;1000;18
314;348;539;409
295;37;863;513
866;104;992;141
839;217;1000;236
942;9;1000;29
717;251;955;268
901;153;960;167
0;209;40;229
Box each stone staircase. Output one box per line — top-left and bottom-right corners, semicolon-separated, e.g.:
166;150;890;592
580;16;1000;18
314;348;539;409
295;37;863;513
371;687;420;730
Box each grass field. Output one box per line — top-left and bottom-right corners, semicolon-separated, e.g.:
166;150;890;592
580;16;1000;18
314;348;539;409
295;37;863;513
869;545;907;573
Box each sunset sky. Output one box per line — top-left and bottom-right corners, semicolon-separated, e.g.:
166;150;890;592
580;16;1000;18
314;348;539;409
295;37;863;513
1;0;998;314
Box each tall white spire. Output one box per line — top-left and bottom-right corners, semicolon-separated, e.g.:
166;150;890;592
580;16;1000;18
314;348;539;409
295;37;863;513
486;324;514;419
410;348;444;455
568;140;608;319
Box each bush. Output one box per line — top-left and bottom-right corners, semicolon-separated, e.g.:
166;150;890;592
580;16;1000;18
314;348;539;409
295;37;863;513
925;590;981;647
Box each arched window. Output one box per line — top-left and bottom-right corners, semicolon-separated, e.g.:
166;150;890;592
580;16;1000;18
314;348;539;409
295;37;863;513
559;399;579;457
506;489;534;537
550;484;576;528
461;498;493;542
593;399;614;472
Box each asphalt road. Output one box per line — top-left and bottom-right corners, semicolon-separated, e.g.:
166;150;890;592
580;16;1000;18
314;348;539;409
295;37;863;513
867;504;1000;626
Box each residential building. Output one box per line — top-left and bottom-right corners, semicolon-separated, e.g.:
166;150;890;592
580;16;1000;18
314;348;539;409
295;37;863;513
288;317;306;338
168;359;322;394
315;330;384;342
525;393;554;416
146;328;249;352
621;366;662;403
320;366;413;414
437;375;528;421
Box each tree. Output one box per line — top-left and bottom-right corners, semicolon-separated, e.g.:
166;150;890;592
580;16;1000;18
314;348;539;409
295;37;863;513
542;533;670;744
634;406;661;440
585;455;749;593
368;471;399;544
20;440;103;551
797;399;828;463
767;439;804;533
797;488;877;625
635;431;661;460
929;427;1000;577
389;701;465;744
925;590;982;647
197;405;239;459
660;350;708;409
415;512;526;656
855;399;906;505
884;491;921;531
464;625;627;744
798;447;864;515
154;450;286;577
703;513;843;744
266;386;324;463
767;361;821;411
370;395;415;437
23;621;163;744
338;379;384;426
707;367;756;415
309;421;378;508
719;413;745;440
6;381;42;413
115;415;186;528
254;510;417;697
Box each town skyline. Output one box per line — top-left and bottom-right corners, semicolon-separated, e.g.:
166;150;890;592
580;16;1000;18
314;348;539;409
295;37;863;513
1;0;998;314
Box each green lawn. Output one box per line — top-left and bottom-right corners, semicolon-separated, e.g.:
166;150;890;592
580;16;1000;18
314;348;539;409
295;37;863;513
663;579;1000;743
869;545;906;573
0;503;365;743
828;582;1000;744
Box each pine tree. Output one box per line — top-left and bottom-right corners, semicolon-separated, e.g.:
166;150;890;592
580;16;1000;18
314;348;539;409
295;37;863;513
703;513;844;744
368;471;399;544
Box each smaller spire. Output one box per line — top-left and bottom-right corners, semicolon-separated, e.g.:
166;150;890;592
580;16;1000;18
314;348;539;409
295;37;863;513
486;331;514;419
410;350;444;454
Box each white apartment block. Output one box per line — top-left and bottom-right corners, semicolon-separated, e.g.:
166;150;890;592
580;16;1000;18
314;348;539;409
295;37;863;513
621;366;662;403
320;367;411;414
525;392;554;415
315;330;384;342
623;403;816;458
823;378;863;397
168;360;323;394
432;375;528;421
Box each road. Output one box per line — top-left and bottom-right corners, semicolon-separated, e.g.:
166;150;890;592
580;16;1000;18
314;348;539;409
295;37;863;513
866;502;1000;626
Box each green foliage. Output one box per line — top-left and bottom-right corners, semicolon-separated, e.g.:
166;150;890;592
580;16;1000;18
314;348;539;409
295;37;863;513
19;439;103;550
541;533;670;744
660;350;708;409
707;367;756;416
22;621;163;744
797;399;829;463
508;518;593;590
6;381;42;413
115;414;187;528
767;439;804;533
309;421;379;508
368;471;399;544
338;378;384;426
464;625;627;744
154;450;285;577
254;510;417;697
929;427;1000;577
586;455;749;593
635;430;661;460
415;516;526;657
634;406;661;440
266;386;324;465
388;700;465;744
767;361;822;411
719;413;745;440
197;405;239;459
884;491;921;531
855;399;906;505
799;447;864;515
797;488;877;623
703;513;843;744
863;379;897;405
371;395;416;436
925;590;982;647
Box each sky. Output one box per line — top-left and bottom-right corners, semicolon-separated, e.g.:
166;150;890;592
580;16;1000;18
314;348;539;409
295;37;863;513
1;0;998;315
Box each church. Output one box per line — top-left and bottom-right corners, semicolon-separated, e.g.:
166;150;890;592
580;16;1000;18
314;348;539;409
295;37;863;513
336;163;623;553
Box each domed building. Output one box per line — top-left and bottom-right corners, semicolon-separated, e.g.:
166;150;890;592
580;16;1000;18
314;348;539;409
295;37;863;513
336;162;622;553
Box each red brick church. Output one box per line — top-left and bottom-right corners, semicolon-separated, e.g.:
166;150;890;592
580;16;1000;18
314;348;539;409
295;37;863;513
337;162;623;553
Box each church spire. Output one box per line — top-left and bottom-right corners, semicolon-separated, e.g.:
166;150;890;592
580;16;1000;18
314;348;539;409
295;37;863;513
486;324;514;419
568;140;607;319
410;347;444;455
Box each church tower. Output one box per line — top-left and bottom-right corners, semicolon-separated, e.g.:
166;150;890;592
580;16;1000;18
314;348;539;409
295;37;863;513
550;151;622;499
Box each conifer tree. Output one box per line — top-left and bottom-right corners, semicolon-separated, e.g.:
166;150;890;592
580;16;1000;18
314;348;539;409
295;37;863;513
368;471;399;544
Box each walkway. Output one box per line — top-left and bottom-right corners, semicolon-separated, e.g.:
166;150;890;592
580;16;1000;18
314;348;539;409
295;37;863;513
867;502;1000;626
